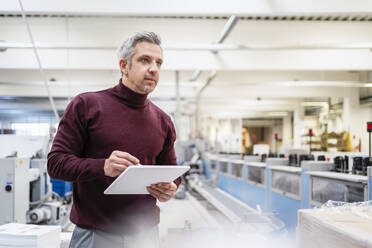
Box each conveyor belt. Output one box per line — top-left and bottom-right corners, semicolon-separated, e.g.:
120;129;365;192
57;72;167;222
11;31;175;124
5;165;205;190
188;176;285;234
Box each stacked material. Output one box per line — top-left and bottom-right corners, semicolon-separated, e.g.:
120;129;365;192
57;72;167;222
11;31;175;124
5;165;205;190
0;223;60;248
297;201;372;248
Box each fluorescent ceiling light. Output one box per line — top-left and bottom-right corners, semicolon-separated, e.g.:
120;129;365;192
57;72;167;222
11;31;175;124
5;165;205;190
301;102;328;107
267;112;288;116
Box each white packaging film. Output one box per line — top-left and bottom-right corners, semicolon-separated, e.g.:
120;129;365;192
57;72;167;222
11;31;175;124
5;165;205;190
0;223;61;248
297;201;372;248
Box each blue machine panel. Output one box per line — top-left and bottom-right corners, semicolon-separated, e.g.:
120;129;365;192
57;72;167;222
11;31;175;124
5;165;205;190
265;167;272;211
229;177;247;201
301;169;309;209
217;173;231;192
50;179;72;197
203;160;212;179
370;178;372;200
271;192;301;233
245;184;266;210
204;156;372;236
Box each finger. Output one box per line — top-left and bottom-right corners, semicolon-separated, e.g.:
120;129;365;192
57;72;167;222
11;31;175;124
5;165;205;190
147;187;163;200
113;151;139;164
152;187;176;197
149;185;175;197
158;197;169;202
153;182;177;190
115;151;139;164
112;163;127;173
150;185;176;195
111;157;132;166
150;184;177;193
147;187;170;201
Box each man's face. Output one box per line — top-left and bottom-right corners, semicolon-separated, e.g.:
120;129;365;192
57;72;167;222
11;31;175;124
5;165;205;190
120;41;163;94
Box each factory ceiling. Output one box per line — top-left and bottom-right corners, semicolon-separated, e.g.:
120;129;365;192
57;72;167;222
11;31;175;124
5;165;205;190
1;0;372;119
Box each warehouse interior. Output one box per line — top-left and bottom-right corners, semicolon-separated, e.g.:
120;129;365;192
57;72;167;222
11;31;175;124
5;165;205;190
1;1;372;247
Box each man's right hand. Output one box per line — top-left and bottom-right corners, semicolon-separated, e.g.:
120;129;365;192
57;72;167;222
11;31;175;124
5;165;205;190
104;150;140;177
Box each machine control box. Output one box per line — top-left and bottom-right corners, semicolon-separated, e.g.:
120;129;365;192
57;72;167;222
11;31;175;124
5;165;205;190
0;158;30;224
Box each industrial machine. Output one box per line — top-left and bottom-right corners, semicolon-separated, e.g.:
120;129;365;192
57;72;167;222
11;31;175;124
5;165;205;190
0;157;71;226
352;156;372;175
0;158;29;224
203;151;372;233
0;135;72;227
333;156;349;173
306;170;368;206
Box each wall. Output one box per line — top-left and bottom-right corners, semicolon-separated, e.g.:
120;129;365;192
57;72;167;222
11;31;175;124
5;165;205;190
201;117;242;153
353;105;372;154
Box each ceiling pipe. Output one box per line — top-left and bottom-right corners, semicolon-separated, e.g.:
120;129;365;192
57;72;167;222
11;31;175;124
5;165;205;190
17;0;60;121
195;70;217;137
189;70;202;82
188;15;239;82
212;15;239;53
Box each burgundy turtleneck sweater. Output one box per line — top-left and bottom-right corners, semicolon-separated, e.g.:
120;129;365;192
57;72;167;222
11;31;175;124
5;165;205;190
47;80;180;234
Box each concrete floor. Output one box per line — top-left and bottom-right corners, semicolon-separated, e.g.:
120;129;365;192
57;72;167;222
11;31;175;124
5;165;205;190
59;190;296;248
158;191;296;248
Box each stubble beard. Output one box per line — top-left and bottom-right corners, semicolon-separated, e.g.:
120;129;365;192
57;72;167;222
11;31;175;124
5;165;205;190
123;76;156;94
137;82;156;94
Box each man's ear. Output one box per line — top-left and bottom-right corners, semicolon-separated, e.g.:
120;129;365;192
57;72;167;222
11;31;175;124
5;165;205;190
119;59;128;75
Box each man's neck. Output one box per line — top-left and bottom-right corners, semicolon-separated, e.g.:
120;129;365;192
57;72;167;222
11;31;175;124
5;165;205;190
122;77;142;94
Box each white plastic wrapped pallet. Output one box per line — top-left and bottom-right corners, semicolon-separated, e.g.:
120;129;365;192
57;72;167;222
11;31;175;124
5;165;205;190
0;223;60;248
297;201;372;248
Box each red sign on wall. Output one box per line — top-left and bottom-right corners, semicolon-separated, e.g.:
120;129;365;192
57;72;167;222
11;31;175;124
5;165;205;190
367;122;372;132
308;129;313;136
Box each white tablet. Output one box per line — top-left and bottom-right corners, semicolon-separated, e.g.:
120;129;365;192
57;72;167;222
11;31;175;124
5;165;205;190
104;165;190;195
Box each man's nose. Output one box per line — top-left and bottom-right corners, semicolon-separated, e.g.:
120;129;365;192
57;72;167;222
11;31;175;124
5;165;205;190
149;62;159;73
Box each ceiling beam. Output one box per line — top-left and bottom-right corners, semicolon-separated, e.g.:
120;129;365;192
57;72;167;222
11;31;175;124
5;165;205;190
2;49;372;70
2;0;372;16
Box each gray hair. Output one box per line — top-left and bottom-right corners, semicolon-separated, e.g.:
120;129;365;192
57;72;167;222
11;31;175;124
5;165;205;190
117;32;162;75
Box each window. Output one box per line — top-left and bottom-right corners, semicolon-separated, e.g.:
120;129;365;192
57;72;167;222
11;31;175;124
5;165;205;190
211;160;217;171
11;123;50;136
271;170;300;198
247;166;265;185
231;163;243;179
220;161;228;174
311;177;365;204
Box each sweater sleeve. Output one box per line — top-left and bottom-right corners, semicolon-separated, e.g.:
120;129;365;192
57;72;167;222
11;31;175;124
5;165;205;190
156;119;181;187
47;95;105;182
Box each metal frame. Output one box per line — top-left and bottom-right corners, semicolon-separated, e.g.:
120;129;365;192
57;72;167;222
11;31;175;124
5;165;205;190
270;169;302;201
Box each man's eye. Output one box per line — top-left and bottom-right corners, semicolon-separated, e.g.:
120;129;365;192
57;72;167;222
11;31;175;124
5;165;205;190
141;58;149;63
156;61;162;66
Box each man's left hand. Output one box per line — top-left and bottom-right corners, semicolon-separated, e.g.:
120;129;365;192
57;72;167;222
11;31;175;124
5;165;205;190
146;182;177;202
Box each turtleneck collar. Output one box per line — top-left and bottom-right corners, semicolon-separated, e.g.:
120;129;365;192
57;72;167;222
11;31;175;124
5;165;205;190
110;79;149;108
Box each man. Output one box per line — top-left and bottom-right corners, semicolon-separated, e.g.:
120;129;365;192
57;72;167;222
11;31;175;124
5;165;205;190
47;32;180;248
